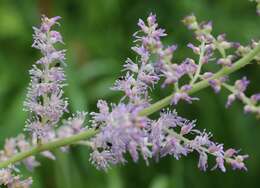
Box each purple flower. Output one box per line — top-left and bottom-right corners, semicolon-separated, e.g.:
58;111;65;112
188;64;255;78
179;58;198;74
229;155;249;171
224;148;237;158
40;15;61;32
57;111;87;142
3;138;17;157
131;45;149;63
90;102;151;170
24;15;68;140
57;125;74;138
251;93;260;104
24;119;50;140
12;177;33;188
202;44;215;64
137;13;166;40
226;94;236;108
202;21;213;33
128;141;139;162
213;156;226;172
49;30;64;44
226;77;252;109
113;37;161;104
138;64;160;85
243;105;260;116
64;112;87;133
161;59;197;88
0;168;33;187
180;121;196;135
235;77;250;93
111;72;139;101
149;110;184;161
1;14;250;184
208;76;228;93
160;137;188;159
161;63;186;87
148;110;246;172
123;58;139;73
91;100;109;125
16;135;40;171
188;43;200;54
159;45;178;63
216;34;232;49
188;131;212;150
91;104;249;172
171;85;199;105
1;169;31;188
133;12;171;69
0;168;13;185
198;152;208;171
202;72;213;79
217;56;233;67
89;150;116;171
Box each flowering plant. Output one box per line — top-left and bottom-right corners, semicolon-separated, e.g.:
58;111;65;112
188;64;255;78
0;4;259;188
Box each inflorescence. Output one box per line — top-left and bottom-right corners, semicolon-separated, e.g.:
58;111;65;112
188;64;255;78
0;16;88;187
0;11;259;187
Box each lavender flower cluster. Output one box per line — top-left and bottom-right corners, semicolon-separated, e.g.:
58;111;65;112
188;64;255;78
88;13;250;171
0;16;88;187
0;11;259;187
24;15;68;142
0;136;33;187
90;105;248;172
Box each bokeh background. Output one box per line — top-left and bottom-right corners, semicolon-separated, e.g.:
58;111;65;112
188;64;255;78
0;0;259;187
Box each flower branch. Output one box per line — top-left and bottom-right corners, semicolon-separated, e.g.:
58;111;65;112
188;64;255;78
0;129;97;169
0;41;259;170
140;41;260;116
0;13;259;187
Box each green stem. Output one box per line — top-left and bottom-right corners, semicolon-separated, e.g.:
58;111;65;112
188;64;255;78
190;41;205;85
140;43;260;116
0;129;98;168
0;43;260;169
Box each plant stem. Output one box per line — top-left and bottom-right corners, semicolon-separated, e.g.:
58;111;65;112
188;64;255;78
0;129;98;168
140;43;260;116
0;43;260;169
190;41;205;85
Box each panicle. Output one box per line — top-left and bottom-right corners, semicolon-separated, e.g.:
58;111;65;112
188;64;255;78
0;15;90;186
89;105;248;172
0;110;88;185
88;13;253;172
0;135;39;172
0;135;36;187
24;15;68;140
225;77;260;117
1;12;256;188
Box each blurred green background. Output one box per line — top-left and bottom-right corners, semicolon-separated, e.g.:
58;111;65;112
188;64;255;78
0;0;259;187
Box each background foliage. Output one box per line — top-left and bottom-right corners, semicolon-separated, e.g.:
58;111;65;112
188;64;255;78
0;0;259;187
